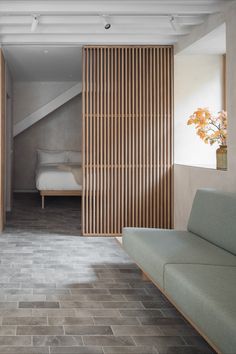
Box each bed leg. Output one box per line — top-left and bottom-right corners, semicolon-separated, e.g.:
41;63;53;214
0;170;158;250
42;196;45;209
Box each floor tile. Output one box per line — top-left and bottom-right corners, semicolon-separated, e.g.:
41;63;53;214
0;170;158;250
65;325;113;335
82;335;135;346
17;326;64;335
0;348;49;354
50;347;103;354
3;317;47;325
19;301;59;308
33;335;83;346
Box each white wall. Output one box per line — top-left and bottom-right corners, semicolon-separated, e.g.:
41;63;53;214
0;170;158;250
174;3;236;230
13;81;82;191
174;55;224;167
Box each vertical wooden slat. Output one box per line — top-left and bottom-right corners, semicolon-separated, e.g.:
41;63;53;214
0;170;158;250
159;47;162;228
110;48;114;234
114;49;117;235
163;47;167;228
96;48;99;234
99;48;103;234
149;48;153;227
142;48;146;228
82;46;173;236
103;48;107;234
107;48;111;234
135;48;139;227
138;48;142;227
131;48;135;227
128;48;132;226
89;48;92;234
153;48;157;228
121;47;125;231
82;48;85;235
93;48;96;234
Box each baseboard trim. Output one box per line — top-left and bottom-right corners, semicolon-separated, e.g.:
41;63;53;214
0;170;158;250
14;189;38;193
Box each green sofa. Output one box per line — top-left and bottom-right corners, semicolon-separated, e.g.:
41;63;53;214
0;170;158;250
123;189;236;354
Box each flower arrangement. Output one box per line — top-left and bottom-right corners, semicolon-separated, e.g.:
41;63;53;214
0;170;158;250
187;108;227;146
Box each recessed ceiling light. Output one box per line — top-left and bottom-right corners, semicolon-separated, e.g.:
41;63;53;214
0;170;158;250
43;50;49;54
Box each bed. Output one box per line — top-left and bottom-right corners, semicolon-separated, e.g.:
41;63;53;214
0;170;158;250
36;149;82;208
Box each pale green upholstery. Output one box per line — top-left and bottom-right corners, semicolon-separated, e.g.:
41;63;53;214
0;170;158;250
188;189;236;255
123;227;236;289
122;189;236;354
164;264;236;354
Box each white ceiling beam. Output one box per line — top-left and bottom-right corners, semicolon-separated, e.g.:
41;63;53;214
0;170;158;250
0;1;226;15
0;25;190;36
0;15;206;26
0;34;179;45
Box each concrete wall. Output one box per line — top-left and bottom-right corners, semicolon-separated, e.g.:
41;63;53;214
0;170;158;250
13;81;82;191
174;3;236;229
174;55;224;167
13;81;77;124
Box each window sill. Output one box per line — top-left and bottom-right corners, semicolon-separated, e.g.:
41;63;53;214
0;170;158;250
174;163;227;171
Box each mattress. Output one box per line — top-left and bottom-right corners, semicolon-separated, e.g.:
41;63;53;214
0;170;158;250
36;164;82;191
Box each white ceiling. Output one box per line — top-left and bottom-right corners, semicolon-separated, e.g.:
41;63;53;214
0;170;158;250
179;23;226;55
3;46;83;81
0;0;233;45
1;0;231;81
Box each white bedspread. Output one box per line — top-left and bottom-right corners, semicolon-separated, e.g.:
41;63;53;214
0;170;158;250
36;164;82;191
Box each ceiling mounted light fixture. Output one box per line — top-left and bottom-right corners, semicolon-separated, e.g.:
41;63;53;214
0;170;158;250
31;14;39;32
101;15;111;30
169;15;180;32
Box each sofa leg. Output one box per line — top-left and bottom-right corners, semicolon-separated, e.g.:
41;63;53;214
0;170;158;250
142;271;149;281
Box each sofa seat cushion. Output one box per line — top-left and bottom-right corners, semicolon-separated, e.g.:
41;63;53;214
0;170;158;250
123;228;236;289
164;264;236;354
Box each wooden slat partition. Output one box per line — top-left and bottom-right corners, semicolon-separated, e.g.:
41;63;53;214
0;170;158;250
82;46;173;236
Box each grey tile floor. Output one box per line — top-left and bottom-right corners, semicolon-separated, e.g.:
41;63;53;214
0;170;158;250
0;194;216;354
6;193;82;236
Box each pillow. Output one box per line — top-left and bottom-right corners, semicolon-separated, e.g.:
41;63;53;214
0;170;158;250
67;150;82;164
37;149;67;165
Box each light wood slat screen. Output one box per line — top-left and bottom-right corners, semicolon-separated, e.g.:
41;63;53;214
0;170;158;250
82;46;173;236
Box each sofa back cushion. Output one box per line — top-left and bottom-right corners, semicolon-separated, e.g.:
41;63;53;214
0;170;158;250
188;189;236;255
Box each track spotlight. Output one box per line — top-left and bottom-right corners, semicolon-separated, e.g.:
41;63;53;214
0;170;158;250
101;15;111;30
31;14;39;32
169;15;180;32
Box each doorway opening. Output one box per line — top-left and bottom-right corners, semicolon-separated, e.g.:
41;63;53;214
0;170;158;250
3;45;83;235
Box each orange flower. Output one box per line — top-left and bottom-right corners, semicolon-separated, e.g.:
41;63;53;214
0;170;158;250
187;109;227;146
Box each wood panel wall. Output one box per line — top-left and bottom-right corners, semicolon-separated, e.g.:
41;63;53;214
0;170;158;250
82;46;173;236
0;50;5;232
